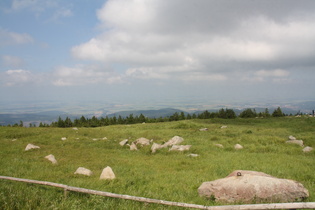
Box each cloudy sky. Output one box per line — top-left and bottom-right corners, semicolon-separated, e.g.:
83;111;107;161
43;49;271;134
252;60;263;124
1;0;315;110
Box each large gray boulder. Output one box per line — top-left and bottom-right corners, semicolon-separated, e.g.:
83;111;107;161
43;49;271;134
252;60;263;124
198;170;309;203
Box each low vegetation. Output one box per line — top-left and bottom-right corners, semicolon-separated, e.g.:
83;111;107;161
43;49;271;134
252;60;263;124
0;117;314;209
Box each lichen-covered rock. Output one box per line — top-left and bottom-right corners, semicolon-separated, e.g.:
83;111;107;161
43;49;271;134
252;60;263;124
100;166;116;180
74;167;93;176
25;144;40;151
198;170;309;203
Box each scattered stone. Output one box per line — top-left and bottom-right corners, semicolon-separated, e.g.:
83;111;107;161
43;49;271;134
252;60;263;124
100;166;116;180
129;142;138;151
303;146;313;153
221;126;227;129
199;128;208;131
286;139;304;147
169;145;191;151
215;144;224;148
289;135;296;140
12;139;17;141
92;138;98;141
25;144;40;151
61;137;67;141
119;139;129;146
72;127;78;131
198;170;309;203
187;153;199;157
102;137;108;140
162;136;184;148
234;144;243;150
151;143;162;153
74;167;93;176
134;137;151;146
45;154;57;164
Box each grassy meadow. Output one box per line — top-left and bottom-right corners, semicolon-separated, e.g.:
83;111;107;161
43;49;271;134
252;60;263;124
0;117;315;209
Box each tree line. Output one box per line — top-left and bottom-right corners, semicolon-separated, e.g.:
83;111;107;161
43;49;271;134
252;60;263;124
4;107;287;128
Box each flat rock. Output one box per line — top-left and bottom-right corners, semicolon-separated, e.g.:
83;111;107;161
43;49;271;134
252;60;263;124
199;128;208;131
198;170;309;203
100;166;116;180
61;137;67;141
169;145;191;151
129;142;138;150
162;136;184;148
187;153;199;157
221;126;227;129
74;167;93;176
45;154;57;164
286;139;304;147
25;143;40;151
303;146;313;153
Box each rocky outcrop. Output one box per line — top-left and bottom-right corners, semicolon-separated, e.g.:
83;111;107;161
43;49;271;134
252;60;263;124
162;136;184;148
134;137;151;146
198;170;309;203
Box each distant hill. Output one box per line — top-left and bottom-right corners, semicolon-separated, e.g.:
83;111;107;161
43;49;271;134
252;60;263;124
106;108;188;118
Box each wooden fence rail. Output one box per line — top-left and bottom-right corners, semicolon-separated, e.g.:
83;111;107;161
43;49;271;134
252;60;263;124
1;175;315;210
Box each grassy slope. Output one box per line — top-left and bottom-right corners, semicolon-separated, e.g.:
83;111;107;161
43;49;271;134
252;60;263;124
0;117;314;209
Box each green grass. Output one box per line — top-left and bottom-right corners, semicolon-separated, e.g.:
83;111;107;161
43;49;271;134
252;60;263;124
0;117;315;209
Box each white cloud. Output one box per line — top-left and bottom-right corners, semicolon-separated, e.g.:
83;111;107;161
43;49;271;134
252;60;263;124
242;69;290;83
52;66;123;86
0;29;33;46
2;55;24;67
70;0;315;86
1;69;35;86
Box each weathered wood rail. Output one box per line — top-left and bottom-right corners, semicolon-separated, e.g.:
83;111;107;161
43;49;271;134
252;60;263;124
1;175;314;209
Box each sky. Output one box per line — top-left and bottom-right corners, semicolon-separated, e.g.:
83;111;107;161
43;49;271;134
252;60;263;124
1;0;315;111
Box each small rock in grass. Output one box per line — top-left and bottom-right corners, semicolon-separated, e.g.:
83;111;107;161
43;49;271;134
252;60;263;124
119;139;128;146
199;128;208;131
102;137;108;140
72;127;78;131
169;145;191;151
288;135;296;140
134;137;151;146
61;137;67;141
234;144;243;150
129;142;138;151
12;139;17;141
303;146;313;153
25;143;40;151
215;144;224;148
187;153;199;157
45;154;57;164
221;126;227;129
162;136;184;148
151;143;162;153
286;140;304;147
100;166;116;180
74;167;93;176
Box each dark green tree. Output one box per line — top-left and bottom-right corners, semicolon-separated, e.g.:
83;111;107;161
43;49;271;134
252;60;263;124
272;107;284;117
